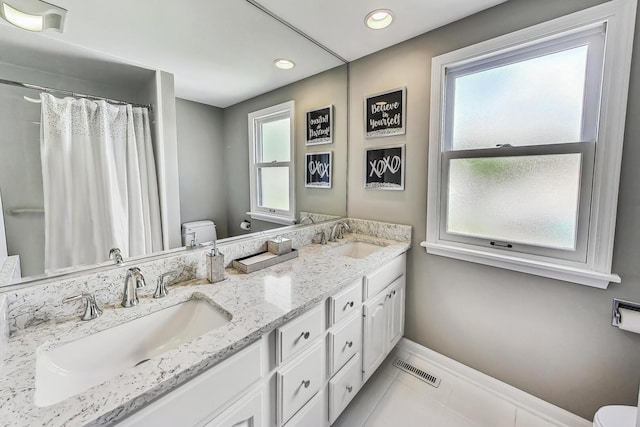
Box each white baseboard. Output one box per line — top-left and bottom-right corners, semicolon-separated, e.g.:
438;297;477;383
396;338;591;427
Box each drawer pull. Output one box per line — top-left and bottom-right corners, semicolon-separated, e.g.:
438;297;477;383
302;379;311;388
346;385;353;393
343;301;354;310
345;340;353;348
300;331;310;340
392;290;396;296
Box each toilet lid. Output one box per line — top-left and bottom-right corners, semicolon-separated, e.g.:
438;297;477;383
594;405;636;427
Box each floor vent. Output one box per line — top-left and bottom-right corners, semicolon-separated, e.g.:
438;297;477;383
394;359;441;388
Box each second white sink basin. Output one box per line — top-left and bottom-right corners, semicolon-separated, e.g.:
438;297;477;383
332;241;386;259
34;298;230;407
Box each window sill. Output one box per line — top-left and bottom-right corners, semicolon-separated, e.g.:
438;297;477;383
420;241;620;289
247;212;296;226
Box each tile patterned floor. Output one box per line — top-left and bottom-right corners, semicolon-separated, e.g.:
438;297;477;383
334;349;575;427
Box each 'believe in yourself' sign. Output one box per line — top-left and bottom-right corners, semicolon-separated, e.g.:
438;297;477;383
365;88;406;138
306;106;333;145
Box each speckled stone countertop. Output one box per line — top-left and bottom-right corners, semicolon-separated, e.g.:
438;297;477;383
0;229;410;426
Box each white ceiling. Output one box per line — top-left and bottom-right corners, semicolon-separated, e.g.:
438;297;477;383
0;0;507;108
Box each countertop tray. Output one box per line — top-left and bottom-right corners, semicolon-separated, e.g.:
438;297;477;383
232;249;299;273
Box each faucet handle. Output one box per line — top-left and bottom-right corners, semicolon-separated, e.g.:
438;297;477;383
63;293;102;321
154;270;178;298
314;230;327;245
129;267;146;289
109;248;125;265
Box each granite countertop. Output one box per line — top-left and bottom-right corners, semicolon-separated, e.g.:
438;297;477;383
0;233;410;426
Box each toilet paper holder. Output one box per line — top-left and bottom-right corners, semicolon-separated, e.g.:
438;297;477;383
611;298;640;326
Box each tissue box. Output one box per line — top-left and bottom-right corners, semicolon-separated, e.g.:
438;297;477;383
267;237;292;255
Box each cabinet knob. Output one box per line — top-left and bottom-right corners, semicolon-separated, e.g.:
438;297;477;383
302;380;311;388
344;301;354;310
300;331;310;339
392;290;396;295
346;385;353;393
346;340;353;348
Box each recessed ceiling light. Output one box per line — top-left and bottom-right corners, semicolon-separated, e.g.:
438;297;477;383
365;9;394;30
0;0;66;32
274;58;295;70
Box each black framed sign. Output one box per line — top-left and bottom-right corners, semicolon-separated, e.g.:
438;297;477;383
365;87;406;138
306;151;332;188
364;145;405;190
306;105;333;145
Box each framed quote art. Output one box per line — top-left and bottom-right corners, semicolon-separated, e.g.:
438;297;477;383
364;145;405;190
306;106;333;145
305;151;332;189
364;87;406;138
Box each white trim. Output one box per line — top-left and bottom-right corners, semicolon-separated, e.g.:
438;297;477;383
420;241;620;289
246;212;296;225
396;338;592;427
425;0;637;288
247;101;296;224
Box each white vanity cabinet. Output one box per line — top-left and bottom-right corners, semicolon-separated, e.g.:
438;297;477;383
116;252;406;427
362;254;406;382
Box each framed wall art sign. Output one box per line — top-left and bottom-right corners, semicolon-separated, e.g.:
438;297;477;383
305;151;332;188
364;145;405;190
365;87;406;138
306;105;333;145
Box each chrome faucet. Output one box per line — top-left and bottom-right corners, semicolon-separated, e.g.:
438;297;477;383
109;247;124;265
122;267;146;307
299;215;315;224
154;270;178;298
63;293;102;321
329;221;350;242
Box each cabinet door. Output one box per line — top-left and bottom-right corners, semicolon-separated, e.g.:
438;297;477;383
387;276;405;350
362;290;388;382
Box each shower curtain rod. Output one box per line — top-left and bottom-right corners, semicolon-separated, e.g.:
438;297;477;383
0;78;153;110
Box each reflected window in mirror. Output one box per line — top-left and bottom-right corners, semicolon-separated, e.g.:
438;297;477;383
248;101;296;225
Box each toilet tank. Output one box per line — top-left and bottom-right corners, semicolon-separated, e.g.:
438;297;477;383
182;220;217;245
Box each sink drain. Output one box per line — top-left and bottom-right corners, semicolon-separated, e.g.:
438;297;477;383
134;358;151;367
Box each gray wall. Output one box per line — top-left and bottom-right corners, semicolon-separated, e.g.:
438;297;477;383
176;99;228;239
347;0;640;419
223;65;348;237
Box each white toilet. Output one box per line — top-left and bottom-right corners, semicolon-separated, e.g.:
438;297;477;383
593;405;638;427
181;220;217;246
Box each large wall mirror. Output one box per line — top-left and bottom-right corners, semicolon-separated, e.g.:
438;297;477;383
0;0;347;285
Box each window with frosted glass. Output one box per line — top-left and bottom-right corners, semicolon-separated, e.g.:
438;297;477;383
449;46;590;150
260;117;291;162
447;154;582;250
258;167;289;211
437;26;605;259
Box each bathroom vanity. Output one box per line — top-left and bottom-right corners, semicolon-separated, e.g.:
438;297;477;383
0;218;410;426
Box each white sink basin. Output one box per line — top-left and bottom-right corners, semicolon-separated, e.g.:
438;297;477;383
34;298;230;407
332;241;386;259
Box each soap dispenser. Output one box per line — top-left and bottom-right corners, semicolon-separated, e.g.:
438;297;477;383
206;242;225;283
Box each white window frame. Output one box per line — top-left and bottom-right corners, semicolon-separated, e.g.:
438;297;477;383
247;101;296;225
422;0;637;289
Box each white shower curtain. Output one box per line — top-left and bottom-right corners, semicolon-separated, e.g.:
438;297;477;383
40;93;162;272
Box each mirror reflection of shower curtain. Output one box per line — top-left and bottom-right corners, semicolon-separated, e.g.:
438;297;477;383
39;93;162;272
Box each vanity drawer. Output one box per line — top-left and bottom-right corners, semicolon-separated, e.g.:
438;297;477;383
329;353;362;424
329;280;362;326
283;389;328;427
277;341;324;425
364;253;406;299
328;311;361;376
276;304;324;364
